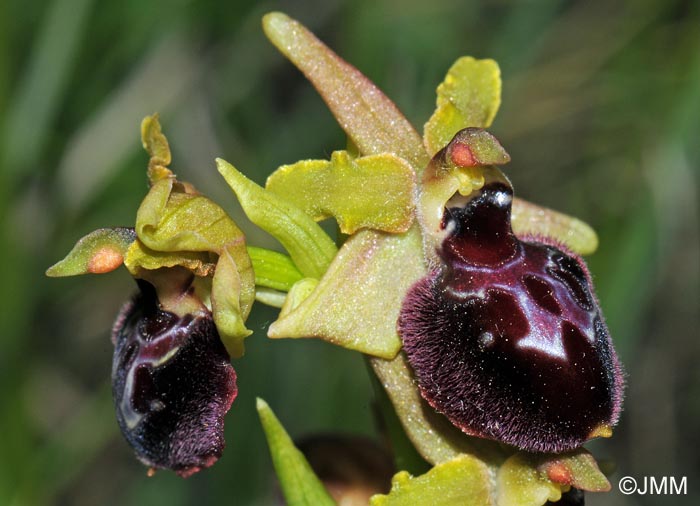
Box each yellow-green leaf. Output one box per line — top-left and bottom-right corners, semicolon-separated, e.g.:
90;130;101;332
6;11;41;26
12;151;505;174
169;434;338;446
266;151;416;234
262;12;427;169
370;455;493;506
424;57;501;156
257;398;336;506
46;227;135;277
268;228;425;359
512;197;599;255
217;158;337;279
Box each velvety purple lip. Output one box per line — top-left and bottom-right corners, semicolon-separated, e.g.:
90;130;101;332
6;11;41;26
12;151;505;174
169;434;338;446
111;280;237;476
399;180;623;453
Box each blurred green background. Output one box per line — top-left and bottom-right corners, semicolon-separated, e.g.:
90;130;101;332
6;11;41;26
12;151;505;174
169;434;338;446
1;0;698;505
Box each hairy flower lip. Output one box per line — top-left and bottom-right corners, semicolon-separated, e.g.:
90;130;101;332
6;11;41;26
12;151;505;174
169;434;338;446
111;279;238;477
399;176;624;453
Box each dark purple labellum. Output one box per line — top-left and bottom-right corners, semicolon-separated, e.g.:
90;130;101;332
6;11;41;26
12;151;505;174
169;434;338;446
111;280;237;477
399;177;624;453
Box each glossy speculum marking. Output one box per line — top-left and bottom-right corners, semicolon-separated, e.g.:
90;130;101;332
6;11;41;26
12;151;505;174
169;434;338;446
111;281;237;477
399;133;623;453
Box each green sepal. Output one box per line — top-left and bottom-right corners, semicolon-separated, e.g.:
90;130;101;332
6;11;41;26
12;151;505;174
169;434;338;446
256;398;336;506
370;455;493;506
512;197;599;255
216;158;337;279
268;228;425;359
262;12;427;169
424;57;501;156
248;246;303;292
46;227;136;277
266;151;416;234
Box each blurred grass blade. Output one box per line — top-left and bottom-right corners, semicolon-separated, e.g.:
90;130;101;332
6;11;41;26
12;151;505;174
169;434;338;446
2;0;94;178
262;12;427;168
257;398;336;506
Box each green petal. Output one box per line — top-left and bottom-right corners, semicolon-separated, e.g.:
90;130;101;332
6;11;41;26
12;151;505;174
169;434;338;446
262;12;427;168
257;398;336;506
512;197;599;255
266;151;416;234
141;113;174;183
217;158;337;279
46;227;135;277
268;228;425;359
212;247;254;358
424;57;501;156
248;246;303;292
370;455;493;506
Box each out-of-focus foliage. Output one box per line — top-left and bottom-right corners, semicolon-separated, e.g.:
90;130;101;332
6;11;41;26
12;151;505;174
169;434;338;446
0;1;698;505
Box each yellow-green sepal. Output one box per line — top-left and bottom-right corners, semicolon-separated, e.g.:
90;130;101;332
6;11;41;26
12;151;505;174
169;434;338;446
512;198;599;255
424;57;501;157
46;227;136;277
266;150;416;234
268;227;425;359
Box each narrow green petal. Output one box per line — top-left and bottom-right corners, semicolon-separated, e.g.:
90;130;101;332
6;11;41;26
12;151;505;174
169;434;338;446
266;151;416;234
46;227;135;276
496;453;563;506
370;455;493;506
248;246;303;292
211;247;253;358
217;158;337;279
268;228;425;359
262;12;427;168
257;398;336;506
424;57;501;156
141;113;174;183
512;197;599;255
